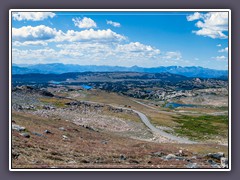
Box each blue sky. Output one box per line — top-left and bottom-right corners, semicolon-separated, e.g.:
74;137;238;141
11;11;229;70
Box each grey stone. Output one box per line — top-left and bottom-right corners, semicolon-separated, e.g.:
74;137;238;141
59;127;65;131
32;132;44;137
101;140;108;144
165;154;176;160
191;156;197;159
44;130;52;134
120;154;127;160
43;105;55;110
12;150;20;159
186;163;199;168
152;151;164;157
211;164;221;168
208;152;225;160
220;157;228;168
20;133;30;138
62;135;68;139
129;159;139;164
207;159;217;165
12;124;26;132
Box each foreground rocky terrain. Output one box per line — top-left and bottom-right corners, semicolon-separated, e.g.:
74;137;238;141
11;85;229;169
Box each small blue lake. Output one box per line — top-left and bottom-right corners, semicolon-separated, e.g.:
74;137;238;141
81;85;92;90
165;102;196;108
50;81;61;84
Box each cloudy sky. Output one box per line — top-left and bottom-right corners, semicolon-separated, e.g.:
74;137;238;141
11;11;229;70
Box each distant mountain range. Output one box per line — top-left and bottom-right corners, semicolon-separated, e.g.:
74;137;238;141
12;63;228;78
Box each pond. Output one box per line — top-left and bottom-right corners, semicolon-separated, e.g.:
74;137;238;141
165;102;196;108
81;84;92;90
50;81;61;84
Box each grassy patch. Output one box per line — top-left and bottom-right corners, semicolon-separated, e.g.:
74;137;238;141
173;115;228;140
39;97;72;108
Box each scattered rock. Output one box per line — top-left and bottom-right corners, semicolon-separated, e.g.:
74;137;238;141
20;133;30;138
62;135;68;140
179;150;183;156
165;154;176;160
82;159;90;163
207;159;217;165
129;159;139;164
12;124;26;132
59;127;65;131
152;151;164;157
68;160;77;164
32;132;44;137
207;159;222;168
186;163;199;168
12;150;20;159
163;153;185;161
208;152;225;160
120;154;127;160
211;164;221;168
101;140;108;144
191;156;197;159
42;105;55;110
95;157;104;163
44;130;52;134
220;157;228;168
82;125;98;132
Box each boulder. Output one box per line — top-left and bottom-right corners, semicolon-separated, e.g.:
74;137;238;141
62;135;68;140
211;164;221;168
59;127;66;131
44;130;52;134
119;154;127;160
32;132;44;137
165;154;176;160
186;163;199;168
12;124;26;132
152;151;164;157
220;157;228;168
20;133;30;138
42;105;55;110
207;159;217;165
208;152;225;160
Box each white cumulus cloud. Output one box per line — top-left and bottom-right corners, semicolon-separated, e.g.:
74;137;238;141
217;44;222;47
218;47;228;53
58;28;126;42
212;55;228;61
72;17;97;28
106;20;121;27
116;42;160;54
12;48;59;64
12;25;60;41
13;41;48;47
164;51;182;60
12;12;56;21
187;12;228;39
186;12;203;21
12;25;126;43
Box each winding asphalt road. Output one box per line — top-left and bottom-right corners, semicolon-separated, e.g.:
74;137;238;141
131;109;196;144
78;99;196;144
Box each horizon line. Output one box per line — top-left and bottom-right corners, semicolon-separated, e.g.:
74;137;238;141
12;63;228;71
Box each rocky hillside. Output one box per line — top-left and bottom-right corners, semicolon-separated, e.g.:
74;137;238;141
11;86;229;169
